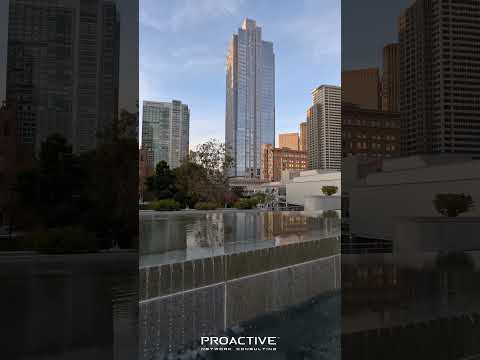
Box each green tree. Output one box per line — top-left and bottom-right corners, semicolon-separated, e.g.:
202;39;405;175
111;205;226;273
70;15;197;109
83;107;139;248
433;193;474;217
322;185;338;196
84;137;138;248
150;199;181;211
146;161;177;199
15;133;86;227
177;139;234;205
190;139;234;177
174;161;208;206
13;107;140;250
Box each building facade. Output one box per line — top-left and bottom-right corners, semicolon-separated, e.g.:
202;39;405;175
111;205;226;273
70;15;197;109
299;122;307;152
307;85;341;170
6;0;120;153
141;100;189;169
225;18;275;178
286;170;341;208
0;104;17;226
278;132;300;151
381;43;400;112
342;104;400;158
341;68;381;110
348;155;480;242
261;144;307;182
399;0;480;155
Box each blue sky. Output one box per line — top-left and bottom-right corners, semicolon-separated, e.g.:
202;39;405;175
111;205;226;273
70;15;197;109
140;0;340;148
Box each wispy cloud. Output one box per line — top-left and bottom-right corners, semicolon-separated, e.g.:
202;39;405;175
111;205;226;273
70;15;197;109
140;0;245;32
282;9;340;63
140;50;223;75
139;0;341;147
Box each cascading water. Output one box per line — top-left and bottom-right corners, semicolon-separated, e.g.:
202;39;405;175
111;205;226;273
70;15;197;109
139;210;340;359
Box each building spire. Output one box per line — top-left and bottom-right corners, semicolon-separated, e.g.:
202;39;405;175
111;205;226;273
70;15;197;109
241;18;256;30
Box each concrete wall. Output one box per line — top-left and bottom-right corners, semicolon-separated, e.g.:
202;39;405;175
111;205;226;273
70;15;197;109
349;161;480;240
394;217;480;252
140;254;340;359
305;196;341;211
286;170;341;206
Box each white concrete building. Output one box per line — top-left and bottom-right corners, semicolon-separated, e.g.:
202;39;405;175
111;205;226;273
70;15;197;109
348;155;480;243
286;170;341;210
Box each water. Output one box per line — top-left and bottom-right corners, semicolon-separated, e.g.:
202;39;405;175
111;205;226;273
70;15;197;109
342;251;480;359
140;257;341;360
140;210;340;268
0;252;138;359
140;210;341;359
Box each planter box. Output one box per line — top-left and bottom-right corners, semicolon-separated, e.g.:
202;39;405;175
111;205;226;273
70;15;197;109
304;195;341;211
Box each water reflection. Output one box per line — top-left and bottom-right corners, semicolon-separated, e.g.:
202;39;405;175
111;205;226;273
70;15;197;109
342;251;480;359
140;210;340;268
0;253;138;360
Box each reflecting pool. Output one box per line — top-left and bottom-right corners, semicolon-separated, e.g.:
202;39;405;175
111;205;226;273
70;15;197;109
140;210;341;359
140;210;340;268
342;251;480;359
0;252;138;359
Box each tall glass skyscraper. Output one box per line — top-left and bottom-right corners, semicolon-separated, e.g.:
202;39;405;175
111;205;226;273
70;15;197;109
225;18;275;178
141;100;190;169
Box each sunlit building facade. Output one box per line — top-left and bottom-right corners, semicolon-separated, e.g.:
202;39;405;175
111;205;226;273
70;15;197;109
141;100;189;169
341;68;381;111
300;122;308;151
278;133;300;151
307;85;341;170
225;18;275;178
261;144;307;182
382;43;400;112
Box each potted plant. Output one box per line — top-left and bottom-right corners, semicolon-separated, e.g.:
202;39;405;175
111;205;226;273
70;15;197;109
433;193;474;217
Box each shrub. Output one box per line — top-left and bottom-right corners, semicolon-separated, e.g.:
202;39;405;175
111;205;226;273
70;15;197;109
173;191;186;205
322;210;339;218
194;202;218;210
322;185;338;196
29;227;97;254
0;234;35;251
433;193;474;217
252;193;266;204
234;198;256;209
150;199;181;211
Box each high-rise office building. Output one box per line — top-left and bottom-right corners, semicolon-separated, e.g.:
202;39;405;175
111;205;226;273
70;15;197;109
299;122;307;151
141;100;189;169
0;104;17;226
342;68;381;110
6;0;120;153
278;132;300;151
225;18;275;178
399;0;480;155
382;43;400;112
307;85;341;170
